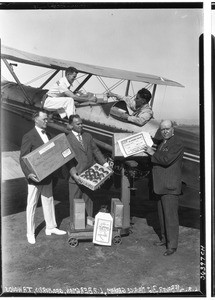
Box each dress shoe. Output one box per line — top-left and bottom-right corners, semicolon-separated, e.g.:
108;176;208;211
153;241;166;246
27;234;36;244
45;228;66;236
163;248;176;256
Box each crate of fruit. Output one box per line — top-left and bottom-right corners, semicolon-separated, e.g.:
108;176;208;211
79;163;113;191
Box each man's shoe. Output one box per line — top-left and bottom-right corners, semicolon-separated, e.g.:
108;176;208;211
27;234;36;244
163;248;176;256
45;228;66;236
153;241;166;246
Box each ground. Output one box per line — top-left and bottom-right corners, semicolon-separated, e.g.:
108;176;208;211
1;141;203;296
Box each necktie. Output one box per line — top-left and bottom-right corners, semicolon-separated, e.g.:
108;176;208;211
78;134;85;149
160;140;167;150
40;129;49;143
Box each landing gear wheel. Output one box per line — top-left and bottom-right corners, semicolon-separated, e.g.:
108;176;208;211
113;235;122;245
68;237;78;247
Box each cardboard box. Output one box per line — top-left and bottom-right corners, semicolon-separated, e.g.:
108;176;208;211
79;163;113;191
95;93;108;103
111;198;124;228
111;198;120;215
73;199;85;230
87;216;95;226
22;133;75;181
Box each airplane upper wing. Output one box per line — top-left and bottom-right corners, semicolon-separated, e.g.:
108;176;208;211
1;45;184;87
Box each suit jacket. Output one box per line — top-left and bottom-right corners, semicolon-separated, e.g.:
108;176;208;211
20;127;53;185
151;135;184;195
66;131;106;184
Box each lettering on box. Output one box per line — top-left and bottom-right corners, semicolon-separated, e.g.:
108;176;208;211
22;133;75;182
39;142;55;155
62;148;72;158
93;212;113;246
95;219;112;243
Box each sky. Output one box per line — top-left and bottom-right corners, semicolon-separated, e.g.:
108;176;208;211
0;6;204;124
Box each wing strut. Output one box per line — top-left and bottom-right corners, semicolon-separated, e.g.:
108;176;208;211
40;69;60;89
125;80;130;96
74;74;92;93
150;84;157;108
2;58;33;105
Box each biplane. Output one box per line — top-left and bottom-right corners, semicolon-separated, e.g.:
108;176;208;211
1;45;200;211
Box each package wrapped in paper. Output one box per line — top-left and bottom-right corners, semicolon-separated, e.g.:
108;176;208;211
93;212;113;246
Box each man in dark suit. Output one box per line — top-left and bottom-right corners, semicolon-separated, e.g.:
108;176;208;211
143;120;184;256
20;110;66;244
66;114;110;229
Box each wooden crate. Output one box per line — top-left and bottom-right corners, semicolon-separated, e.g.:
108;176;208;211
79;163;113;191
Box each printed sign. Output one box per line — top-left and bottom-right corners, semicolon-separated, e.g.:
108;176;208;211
62;148;72;158
118;131;153;158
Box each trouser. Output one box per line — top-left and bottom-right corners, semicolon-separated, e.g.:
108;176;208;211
157;194;179;249
26;182;57;236
69;182;94;226
44;97;75;118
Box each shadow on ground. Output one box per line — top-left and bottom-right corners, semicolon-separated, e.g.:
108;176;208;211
2;173;200;239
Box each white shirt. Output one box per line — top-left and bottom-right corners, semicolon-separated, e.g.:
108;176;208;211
122;95;153;126
72;130;109;168
35;126;49;144
47;76;71;97
72;130;81;141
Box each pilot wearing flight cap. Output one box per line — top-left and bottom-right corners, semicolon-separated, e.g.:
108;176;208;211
107;88;153;126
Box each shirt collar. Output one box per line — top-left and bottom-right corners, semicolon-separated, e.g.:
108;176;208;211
63;76;72;88
133;103;150;114
72;130;79;137
138;103;150;110
35;126;45;133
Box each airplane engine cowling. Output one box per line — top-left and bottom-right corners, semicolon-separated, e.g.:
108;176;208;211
1;80;48;107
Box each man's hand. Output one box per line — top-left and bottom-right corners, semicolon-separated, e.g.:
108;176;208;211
103;161;113;171
28;173;39;182
73;173;82;185
121;113;128;120
90;95;97;102
106;91;117;98
143;145;155;156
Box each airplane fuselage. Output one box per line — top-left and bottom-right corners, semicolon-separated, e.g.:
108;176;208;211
1;81;200;208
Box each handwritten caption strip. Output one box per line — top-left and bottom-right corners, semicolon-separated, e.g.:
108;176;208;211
4;285;199;295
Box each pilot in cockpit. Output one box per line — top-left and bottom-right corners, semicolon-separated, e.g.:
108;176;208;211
107;88;153;126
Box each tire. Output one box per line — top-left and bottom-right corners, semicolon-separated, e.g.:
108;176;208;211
68;237;79;247
112;235;122;245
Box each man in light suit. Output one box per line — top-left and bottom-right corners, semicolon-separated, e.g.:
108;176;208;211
143;120;184;256
66;114;110;229
20;110;66;244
